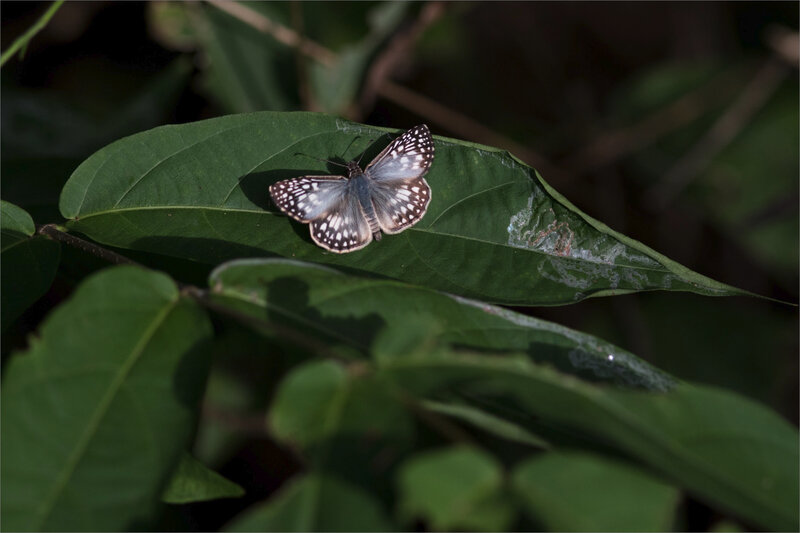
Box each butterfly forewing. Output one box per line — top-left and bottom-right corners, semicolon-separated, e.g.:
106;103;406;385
269;176;348;222
366;124;435;181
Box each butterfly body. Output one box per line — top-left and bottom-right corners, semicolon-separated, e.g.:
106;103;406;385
269;125;434;253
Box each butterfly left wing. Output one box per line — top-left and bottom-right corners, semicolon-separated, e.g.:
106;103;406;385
269;175;350;222
269;175;373;253
365;124;434;181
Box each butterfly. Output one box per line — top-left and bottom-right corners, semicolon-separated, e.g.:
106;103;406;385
269;124;434;253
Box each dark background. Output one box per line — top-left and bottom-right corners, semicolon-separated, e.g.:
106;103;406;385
2;2;797;530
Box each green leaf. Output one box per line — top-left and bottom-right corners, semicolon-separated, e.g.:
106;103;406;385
2;59;191;160
1;201;60;331
269;360;415;483
422;400;549;449
512;451;680;531
209;258;674;390
309;2;410;114
397;446;514;532
192;3;299;113
162;452;245;504
378;349;799;532
224;474;395;532
1;266;213;531
60;111;754;305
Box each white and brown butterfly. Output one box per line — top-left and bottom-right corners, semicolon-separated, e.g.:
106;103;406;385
269;125;434;253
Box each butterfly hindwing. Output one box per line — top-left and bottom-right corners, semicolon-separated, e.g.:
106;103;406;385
309;191;373;253
369;177;432;234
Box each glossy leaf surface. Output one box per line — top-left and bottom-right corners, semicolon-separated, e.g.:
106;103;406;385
59;111;753;305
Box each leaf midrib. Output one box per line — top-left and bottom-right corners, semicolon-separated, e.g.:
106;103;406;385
68;206;675;274
33;293;179;530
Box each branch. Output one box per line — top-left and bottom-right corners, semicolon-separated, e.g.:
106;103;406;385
644;58;788;210
0;1;65;67
204;0;563;178
37;224;142;266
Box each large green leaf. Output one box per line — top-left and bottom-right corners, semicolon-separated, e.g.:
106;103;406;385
59;111;753;305
512;451;680;531
209;258;674;391
224;474;395;532
1;266;213;531
1;201;60;331
376;347;798;531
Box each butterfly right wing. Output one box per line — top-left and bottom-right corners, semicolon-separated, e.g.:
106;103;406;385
269;176;372;253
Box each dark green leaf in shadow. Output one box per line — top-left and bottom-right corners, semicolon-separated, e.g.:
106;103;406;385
162;452;245;504
376;348;798;531
512;451;680;531
396;446;514;532
309;2;410;114
269;360;415;486
209;258;674;390
422;400;549;449
191;3;299;113
60;111;756;305
1;266;213;531
1;201;60;331
224;474;395;532
1;58;191;160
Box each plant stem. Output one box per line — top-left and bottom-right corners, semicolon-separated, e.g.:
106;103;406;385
36;224;142;267
1;1;65;67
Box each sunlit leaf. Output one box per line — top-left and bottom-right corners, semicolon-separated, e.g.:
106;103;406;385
59;112;755;305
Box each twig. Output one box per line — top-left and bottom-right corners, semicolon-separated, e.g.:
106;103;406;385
36;224;142;267
0;1;64;67
644;58;788;210
359;2;446;114
564;67;745;176
206;0;335;67
204;0;564;179
289;1;316;111
379;81;569;181
765;25;799;66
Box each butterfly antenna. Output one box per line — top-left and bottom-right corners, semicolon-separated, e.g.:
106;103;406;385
294;152;347;168
354;132;388;166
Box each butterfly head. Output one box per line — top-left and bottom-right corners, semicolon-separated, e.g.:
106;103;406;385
346;160;363;178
